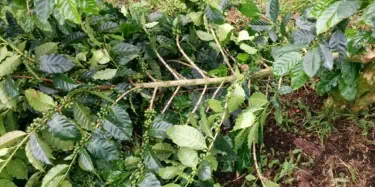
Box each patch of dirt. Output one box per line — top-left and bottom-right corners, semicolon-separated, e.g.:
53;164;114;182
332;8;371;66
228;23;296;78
280;87;325;113
263;88;375;187
310;119;375;187
226;8;250;30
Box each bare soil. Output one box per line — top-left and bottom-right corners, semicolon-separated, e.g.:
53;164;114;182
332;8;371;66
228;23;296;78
263;88;375;187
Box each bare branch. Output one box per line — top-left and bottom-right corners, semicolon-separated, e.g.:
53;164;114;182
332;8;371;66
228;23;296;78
149;87;158;109
168;60;209;76
154;49;181;80
210;28;235;75
135;76;237;88
206;81;225;112
192;85;208;114
162;86;181;114
253;143;267;187
134;68;272;88
112;87;138;106
176;35;207;78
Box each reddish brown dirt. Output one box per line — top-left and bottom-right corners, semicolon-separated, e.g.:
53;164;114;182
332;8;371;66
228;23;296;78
262;88;375;187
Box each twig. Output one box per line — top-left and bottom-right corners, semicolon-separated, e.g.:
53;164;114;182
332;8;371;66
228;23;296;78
13;75;52;83
206;81;225;112
154;49;180;80
146;71;157;82
253;143;266;187
277;76;283;90
26;0;31;16
184;85;208;125
192;85;208;114
176;35;206;78
162;86;181;114
134;68;272;88
149;87;158;109
112;87;138;106
210;28;235;75
168;60;209;76
134;76;236;88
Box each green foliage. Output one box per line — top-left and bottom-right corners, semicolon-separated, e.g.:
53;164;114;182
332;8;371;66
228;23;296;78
0;0;372;186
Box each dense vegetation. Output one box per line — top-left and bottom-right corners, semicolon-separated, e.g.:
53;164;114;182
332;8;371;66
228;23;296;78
0;0;373;186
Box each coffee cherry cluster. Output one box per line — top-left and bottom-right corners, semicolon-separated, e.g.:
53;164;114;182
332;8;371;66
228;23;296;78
129;109;157;187
26;110;55;133
78;133;91;147
139;59;148;73
97;106;110;118
60;96;74;109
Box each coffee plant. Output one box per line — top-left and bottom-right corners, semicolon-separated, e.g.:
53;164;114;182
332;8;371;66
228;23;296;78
0;0;373;186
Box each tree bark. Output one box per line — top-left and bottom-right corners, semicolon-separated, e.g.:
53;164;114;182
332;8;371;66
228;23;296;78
134;68;272;88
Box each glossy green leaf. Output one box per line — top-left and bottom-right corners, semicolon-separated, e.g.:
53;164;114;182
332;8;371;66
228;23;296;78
102;116;132;141
78;148;95;173
167;125;207;150
41;164;68;187
361;2;375;24
87;131;119;161
6;158;28;179
41;130;74;151
35;42;58;59
249;92;268;107
0;130;26;148
207;99;223;113
196;30;214;41
139;173;161;187
93;69;117;80
339;78;357;101
47;113;81;141
177;147;199;168
29;133;54;165
73;103;94;130
264;179;280;187
217;24;234;41
25;89;56;112
149;118;172;140
329;29;347;61
319;44;334;70
53;74;79;91
25;141;45;171
316;0;361;34
34;0;54;23
228;84;246;112
291;61;309;90
273;52;301;76
303;48;321;77
234;129;248;152
77;0;99;14
249;19;272;32
233;108;256;131
239;1;260;18
0;47;8;62
56;0;81;24
39;54;75;74
25;172;42;187
0;179;17;187
240;43;257;55
158;167;180;180
198;160;212;181
152;143;175;161
266;0;279;22
205;5;224;24
0;55;21;78
271;44;306;58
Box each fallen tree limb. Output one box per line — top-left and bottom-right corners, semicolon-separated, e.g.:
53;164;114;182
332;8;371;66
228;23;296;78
134;68;272;88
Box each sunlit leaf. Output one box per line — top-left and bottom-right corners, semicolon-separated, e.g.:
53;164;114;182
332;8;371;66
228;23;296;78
167;125;207;150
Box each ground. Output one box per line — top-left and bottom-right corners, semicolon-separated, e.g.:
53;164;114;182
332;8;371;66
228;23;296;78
263;88;375;187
